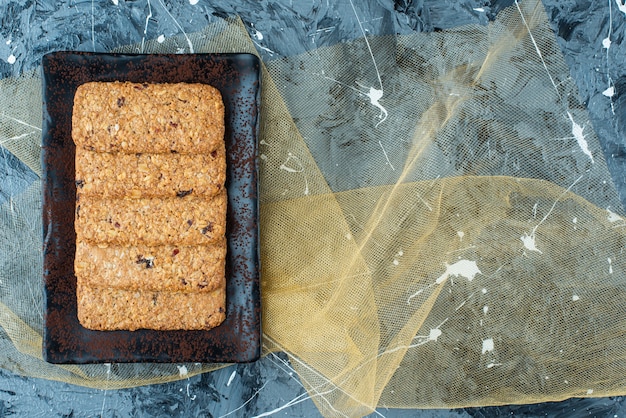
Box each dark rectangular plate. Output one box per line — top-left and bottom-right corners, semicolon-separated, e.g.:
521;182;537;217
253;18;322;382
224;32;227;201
41;52;261;364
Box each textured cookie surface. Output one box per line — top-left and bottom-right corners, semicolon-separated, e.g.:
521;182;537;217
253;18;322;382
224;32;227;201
75;191;227;246
73;81;227;332
75;240;226;293
77;284;226;331
72;81;224;154
75;146;226;198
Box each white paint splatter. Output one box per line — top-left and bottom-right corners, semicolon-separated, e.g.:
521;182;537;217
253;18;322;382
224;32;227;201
100;363;112;416
319;72;389;130
279;153;309;195
457;231;465;241
483;306;489;315
521;233;542;254
177;365;188;376
157;34;165;43
112;0;118;5
392;259;399;266
607;208;623;223
189;0;198;4
409;320;449;347
572;217;578;224
348;0;388;128
226;370;236;387
486;361;502;369
436;260;482;284
429;328;442;341
605;0;614;117
567;112;594;163
157;0;194;53
522;176;582;255
253;40;275;55
259;154;267;161
91;0;95;51
186;382;196;400
407;289;423;304
587;388;594;395
378;139;394;170
7;54;16;64
345;233;353;240
572;295;580;301
473;7;485;12
603;86;615;97
253;29;264;40
520;174;576;254
408;261;480;304
482;338;494;354
482;288;487;294
366;87;388;127
454;293;474;311
230;381;273;418
279;153;303;173
608;258;613;274
5;39;11;45
514;1;560;97
140;0;153;53
617;0;626;15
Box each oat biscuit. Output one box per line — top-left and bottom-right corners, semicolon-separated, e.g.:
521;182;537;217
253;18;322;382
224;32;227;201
75;146;226;198
75;190;227;246
75;240;226;293
77;284;226;331
72;81;225;154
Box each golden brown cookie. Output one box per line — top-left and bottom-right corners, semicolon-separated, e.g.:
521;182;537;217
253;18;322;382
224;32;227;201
77;284;226;331
72;81;224;154
75;191;227;246
75;146;226;199
75;240;226;293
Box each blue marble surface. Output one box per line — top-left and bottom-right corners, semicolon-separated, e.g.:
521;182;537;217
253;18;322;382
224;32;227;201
1;0;625;416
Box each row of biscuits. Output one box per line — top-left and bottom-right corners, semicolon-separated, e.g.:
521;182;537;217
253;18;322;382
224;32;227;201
73;81;227;331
